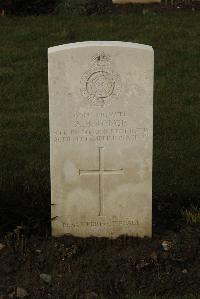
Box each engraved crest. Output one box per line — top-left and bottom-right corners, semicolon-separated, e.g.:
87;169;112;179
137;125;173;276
80;52;121;108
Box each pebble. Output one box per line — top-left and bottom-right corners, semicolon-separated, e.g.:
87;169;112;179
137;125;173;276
162;241;172;251
16;287;28;298
40;273;52;284
182;269;188;274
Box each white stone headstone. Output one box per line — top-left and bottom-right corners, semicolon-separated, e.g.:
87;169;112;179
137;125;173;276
48;41;153;238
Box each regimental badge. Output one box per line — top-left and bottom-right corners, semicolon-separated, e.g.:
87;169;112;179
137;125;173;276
80;52;121;108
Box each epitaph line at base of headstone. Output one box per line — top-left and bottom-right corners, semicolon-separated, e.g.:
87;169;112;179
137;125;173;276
48;41;154;238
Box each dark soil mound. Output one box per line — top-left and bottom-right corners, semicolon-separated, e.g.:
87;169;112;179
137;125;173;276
0;224;199;298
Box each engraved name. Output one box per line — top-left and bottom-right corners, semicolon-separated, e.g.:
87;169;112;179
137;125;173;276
53;110;149;144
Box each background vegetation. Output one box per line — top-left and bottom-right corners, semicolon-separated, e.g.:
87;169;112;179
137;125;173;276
0;12;200;233
0;0;114;15
1;0;197;16
0;0;57;15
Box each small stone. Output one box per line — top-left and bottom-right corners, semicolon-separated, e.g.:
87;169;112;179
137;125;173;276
182;269;188;274
0;243;5;250
35;249;41;253
16;287;28;298
40;273;52;284
162;241;172;251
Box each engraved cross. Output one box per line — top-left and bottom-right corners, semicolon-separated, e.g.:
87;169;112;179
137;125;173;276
79;147;124;216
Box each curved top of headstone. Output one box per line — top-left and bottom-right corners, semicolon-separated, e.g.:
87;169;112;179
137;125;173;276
48;41;153;54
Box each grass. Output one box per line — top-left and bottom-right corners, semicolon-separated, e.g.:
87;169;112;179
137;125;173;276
181;204;200;224
111;296;200;299
84;296;200;299
0;12;200;231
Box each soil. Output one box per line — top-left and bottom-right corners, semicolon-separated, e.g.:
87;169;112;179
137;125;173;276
0;221;199;299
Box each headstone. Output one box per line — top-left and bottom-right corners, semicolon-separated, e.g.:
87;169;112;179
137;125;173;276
113;0;160;3
48;41;154;238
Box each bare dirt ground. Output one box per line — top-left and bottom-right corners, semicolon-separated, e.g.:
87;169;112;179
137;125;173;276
0;222;199;299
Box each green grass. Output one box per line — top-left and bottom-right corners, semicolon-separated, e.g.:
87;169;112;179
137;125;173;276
110;296;200;299
0;13;200;230
109;296;200;299
98;295;200;299
181;204;200;224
